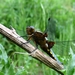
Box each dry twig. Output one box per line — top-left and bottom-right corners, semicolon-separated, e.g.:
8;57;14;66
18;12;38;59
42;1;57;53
0;24;64;75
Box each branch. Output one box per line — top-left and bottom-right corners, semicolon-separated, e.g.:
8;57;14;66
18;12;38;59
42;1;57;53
0;24;64;75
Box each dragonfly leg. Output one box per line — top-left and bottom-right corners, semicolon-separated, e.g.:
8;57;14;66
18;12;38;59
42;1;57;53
30;44;38;54
29;47;38;56
21;35;32;45
21;40;30;46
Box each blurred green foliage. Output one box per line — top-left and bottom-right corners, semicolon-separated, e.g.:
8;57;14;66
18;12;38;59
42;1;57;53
0;0;75;75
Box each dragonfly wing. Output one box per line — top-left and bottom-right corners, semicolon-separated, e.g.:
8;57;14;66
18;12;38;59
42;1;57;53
45;18;57;41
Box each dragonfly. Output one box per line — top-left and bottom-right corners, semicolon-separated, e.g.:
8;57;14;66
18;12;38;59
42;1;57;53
26;26;56;60
26;17;75;64
26;25;66;64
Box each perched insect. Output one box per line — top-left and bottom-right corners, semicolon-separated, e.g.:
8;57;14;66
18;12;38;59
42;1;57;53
26;26;56;60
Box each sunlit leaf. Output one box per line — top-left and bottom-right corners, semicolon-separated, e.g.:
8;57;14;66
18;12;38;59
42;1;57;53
66;47;75;75
0;44;8;63
0;72;4;75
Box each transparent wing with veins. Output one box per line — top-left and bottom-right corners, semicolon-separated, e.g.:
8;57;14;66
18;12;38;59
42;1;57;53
45;17;75;57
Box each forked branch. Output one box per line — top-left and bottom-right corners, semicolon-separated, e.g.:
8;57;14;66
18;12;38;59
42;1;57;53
0;24;64;75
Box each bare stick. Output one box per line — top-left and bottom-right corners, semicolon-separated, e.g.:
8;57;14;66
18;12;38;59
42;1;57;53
0;24;64;75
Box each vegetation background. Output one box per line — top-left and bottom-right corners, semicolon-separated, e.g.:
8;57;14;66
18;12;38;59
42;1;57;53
0;0;75;75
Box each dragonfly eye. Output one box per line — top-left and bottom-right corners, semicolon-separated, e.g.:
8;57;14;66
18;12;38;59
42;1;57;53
26;26;35;35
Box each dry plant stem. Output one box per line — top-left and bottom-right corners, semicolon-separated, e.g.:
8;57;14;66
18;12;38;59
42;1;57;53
0;24;64;75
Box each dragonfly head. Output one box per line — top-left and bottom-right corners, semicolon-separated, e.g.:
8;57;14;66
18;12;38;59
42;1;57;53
26;26;35;35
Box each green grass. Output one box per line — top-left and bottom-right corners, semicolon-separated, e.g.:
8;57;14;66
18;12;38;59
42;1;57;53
0;0;75;75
